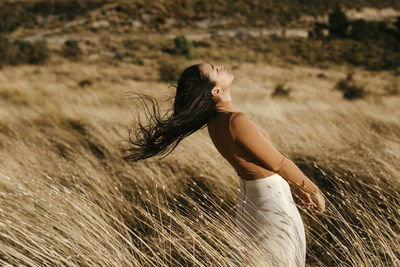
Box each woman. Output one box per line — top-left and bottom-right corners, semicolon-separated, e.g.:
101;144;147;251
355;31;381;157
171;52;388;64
124;63;326;266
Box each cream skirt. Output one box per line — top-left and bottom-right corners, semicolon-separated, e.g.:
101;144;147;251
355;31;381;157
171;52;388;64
230;173;306;267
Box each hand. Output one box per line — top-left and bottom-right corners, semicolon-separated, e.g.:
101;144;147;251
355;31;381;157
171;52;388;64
292;187;325;215
291;186;315;209
309;190;326;215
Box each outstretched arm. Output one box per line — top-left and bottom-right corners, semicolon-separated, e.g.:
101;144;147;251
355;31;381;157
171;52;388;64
258;126;271;141
230;112;325;214
229;112;320;195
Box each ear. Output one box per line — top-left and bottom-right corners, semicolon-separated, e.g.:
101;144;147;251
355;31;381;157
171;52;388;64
211;86;222;97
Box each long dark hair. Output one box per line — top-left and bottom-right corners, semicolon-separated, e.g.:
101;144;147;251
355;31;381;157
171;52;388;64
123;64;217;162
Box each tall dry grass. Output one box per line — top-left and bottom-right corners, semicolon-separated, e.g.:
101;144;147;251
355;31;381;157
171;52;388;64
0;62;399;266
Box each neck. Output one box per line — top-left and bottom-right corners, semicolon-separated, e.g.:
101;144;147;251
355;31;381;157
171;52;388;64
215;99;237;112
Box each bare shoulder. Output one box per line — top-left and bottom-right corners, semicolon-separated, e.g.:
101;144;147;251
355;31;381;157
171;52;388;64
230;111;252;125
229;111;246;125
229;112;254;138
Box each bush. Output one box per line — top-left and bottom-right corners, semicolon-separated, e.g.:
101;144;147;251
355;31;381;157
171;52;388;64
0;36;49;67
396;16;400;38
343;85;365;100
271;83;291;97
349;19;371;41
348;20;396;43
335;73;366;100
162;36;192;59
62;40;82;60
122;39;137;50
0;35;11;66
0;0;110;33
17;40;49;64
0;3;35;33
173;35;192;59
29;0;109;20
328;7;349;38
192;40;212;48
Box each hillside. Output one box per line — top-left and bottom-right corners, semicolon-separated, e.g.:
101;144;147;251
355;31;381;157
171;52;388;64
1;0;400;35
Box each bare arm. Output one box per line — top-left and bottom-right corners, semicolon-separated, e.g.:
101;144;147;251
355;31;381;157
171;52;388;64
230;112;325;214
230;112;320;195
259;127;271;141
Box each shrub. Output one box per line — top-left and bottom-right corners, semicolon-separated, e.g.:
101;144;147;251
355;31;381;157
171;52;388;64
396;16;400;32
32;40;49;64
0;0;110;33
17;40;49;64
349;19;371;41
29;1;54;16
343;85;365;100
29;0;109;20
348;20;396;42
395;16;400;39
173;35;192;59
0;3;35;33
78;79;93;88
335;73;366;100
0;35;11;67
271;83;291;97
328;7;349;38
122;39;136;50
192;40;212;48
0;36;49;66
62;40;82;60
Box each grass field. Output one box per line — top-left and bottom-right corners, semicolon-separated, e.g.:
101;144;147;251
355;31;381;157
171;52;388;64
0;57;399;266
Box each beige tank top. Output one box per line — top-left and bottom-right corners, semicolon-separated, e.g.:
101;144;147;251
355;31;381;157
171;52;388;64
207;99;319;195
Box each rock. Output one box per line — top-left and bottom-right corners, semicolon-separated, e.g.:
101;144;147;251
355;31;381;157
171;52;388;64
165;18;176;27
195;19;210;29
91;20;110;30
131;20;142;29
142;14;151;22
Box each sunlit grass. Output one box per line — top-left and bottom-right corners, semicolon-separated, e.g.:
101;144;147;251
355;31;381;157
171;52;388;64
0;61;399;266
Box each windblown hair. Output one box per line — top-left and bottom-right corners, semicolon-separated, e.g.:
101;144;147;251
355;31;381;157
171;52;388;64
123;64;217;162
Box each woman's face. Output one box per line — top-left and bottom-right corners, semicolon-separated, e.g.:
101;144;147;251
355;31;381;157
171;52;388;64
199;63;234;91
